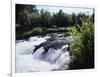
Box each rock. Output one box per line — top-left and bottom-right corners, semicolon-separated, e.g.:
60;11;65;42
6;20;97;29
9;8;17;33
32;37;67;54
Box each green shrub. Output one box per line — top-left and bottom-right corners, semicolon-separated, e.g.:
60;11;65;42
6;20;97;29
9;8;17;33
69;23;94;69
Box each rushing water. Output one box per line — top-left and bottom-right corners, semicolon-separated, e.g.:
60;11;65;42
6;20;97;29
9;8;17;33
16;35;73;73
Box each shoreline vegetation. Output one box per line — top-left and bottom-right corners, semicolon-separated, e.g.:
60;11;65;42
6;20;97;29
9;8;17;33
16;27;69;40
16;4;94;70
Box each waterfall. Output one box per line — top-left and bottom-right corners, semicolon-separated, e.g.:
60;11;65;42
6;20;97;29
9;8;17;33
16;35;71;73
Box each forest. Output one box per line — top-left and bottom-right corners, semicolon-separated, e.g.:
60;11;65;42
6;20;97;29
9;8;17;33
16;4;94;71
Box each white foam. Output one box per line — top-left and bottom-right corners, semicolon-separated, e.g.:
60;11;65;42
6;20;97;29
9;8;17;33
16;36;71;73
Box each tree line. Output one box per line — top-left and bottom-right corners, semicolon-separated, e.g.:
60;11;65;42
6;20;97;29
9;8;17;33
16;4;94;31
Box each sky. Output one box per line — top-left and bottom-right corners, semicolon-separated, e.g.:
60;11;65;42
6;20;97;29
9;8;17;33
36;5;94;15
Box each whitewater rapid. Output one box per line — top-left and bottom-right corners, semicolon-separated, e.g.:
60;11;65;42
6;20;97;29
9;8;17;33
16;36;72;73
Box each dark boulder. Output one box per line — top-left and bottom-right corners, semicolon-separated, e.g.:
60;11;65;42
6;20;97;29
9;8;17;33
32;37;67;54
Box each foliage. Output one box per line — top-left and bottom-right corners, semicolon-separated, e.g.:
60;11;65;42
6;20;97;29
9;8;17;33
69;22;94;69
16;27;68;40
16;4;91;29
40;9;52;27
67;26;78;36
16;4;93;39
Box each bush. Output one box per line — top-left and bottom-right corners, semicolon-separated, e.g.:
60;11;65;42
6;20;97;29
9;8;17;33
69;23;94;69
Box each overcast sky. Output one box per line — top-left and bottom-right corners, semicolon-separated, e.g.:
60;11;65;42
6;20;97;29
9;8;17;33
36;5;94;15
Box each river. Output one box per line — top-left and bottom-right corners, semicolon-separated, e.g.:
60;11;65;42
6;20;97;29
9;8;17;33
15;34;73;73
